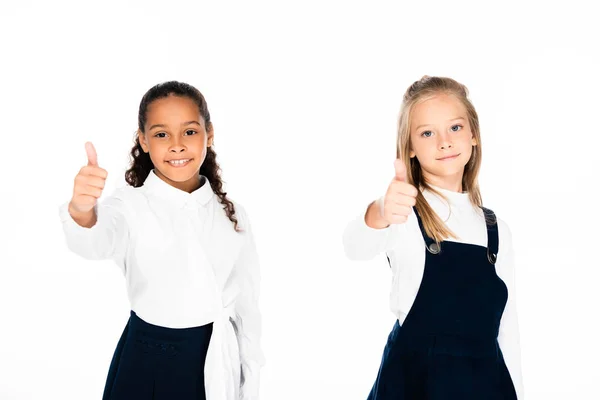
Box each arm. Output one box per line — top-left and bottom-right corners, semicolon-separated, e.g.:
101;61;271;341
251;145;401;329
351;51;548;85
58;189;129;264
496;220;524;399
231;207;265;400
342;199;395;260
343;160;419;261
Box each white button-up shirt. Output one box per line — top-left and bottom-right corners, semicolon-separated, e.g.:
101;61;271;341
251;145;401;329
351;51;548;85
343;185;524;399
58;169;264;400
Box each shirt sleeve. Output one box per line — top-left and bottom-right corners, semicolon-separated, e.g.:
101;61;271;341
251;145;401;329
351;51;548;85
58;188;130;270
231;206;265;400
496;219;524;399
342;202;396;260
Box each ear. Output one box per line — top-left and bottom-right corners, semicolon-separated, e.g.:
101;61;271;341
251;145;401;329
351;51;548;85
409;149;416;158
138;130;149;153
471;136;477;146
206;123;215;147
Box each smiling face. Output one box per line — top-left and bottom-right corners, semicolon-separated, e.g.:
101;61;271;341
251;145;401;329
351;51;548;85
138;95;214;193
408;93;477;191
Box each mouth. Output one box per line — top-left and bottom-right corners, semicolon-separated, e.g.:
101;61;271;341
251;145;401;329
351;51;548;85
166;158;193;167
437;153;460;161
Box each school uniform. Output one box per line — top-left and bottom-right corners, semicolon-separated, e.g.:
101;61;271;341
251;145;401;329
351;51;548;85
343;186;523;399
59;170;264;400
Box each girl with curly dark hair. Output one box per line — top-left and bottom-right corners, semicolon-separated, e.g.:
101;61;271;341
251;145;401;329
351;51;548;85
59;81;264;400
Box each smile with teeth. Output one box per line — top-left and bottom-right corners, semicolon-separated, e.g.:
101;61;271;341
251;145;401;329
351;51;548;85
167;159;192;167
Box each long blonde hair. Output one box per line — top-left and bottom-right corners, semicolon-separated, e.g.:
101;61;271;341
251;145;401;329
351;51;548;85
397;76;483;243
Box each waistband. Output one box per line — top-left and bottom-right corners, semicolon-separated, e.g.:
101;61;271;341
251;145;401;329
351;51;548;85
128;310;213;339
392;321;501;358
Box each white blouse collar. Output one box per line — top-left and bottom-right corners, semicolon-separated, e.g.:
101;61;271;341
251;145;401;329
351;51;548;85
142;169;214;208
424;183;471;208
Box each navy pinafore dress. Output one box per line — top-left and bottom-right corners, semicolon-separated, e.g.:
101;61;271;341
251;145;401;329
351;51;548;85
102;311;213;400
367;207;517;399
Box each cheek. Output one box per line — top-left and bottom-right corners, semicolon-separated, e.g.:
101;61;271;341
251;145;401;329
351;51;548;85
461;141;474;161
197;148;208;164
195;137;209;156
412;140;435;159
147;141;168;160
462;129;474;143
461;133;475;150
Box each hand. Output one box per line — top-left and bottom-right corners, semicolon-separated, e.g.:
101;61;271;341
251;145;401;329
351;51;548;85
379;159;418;225
68;142;108;215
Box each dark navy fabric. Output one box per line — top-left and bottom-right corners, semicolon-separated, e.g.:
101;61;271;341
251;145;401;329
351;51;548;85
102;311;213;400
367;207;517;399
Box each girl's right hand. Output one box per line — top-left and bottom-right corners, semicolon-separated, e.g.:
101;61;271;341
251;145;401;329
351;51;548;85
68;142;108;215
365;159;419;229
380;159;419;225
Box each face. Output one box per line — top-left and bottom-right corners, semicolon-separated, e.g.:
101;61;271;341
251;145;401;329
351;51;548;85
409;93;477;190
138;95;214;193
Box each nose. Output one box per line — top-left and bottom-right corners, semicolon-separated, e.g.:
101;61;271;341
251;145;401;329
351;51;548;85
438;132;453;150
169;136;186;153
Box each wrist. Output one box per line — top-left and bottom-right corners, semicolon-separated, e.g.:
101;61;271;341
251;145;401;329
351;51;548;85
68;202;97;228
365;199;390;229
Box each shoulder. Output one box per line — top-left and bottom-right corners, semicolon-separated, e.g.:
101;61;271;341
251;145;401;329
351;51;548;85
212;193;252;230
489;214;517;282
497;217;514;260
481;207;512;236
100;184;146;214
99;185;130;206
115;185;146;201
112;184;135;198
487;211;514;255
496;217;512;238
489;211;512;242
231;200;252;231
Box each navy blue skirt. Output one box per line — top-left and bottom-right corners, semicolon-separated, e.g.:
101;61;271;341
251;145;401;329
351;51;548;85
368;321;516;400
102;311;213;400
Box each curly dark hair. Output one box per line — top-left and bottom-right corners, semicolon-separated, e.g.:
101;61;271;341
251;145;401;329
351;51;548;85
125;81;239;231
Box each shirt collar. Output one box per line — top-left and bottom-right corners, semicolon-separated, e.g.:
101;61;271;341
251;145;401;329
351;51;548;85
142;169;214;208
424;183;471;208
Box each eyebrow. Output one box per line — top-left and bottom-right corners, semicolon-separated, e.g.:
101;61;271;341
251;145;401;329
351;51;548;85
414;117;466;132
148;121;202;131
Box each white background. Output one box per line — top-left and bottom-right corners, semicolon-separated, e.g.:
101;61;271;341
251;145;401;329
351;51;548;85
1;1;599;399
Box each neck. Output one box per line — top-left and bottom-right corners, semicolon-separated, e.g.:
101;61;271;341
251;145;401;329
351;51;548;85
421;170;464;193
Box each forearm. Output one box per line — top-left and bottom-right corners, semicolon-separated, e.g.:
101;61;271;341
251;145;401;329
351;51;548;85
343;200;393;260
59;197;127;260
365;199;389;229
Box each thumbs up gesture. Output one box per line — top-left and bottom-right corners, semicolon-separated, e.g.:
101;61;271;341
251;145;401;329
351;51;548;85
373;160;419;226
68;142;108;215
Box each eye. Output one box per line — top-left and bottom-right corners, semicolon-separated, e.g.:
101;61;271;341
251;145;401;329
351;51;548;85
185;129;197;135
450;124;463;132
154;132;167;138
421;130;433;138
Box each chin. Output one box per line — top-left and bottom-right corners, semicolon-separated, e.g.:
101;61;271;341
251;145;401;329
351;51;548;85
423;166;465;178
158;165;201;182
